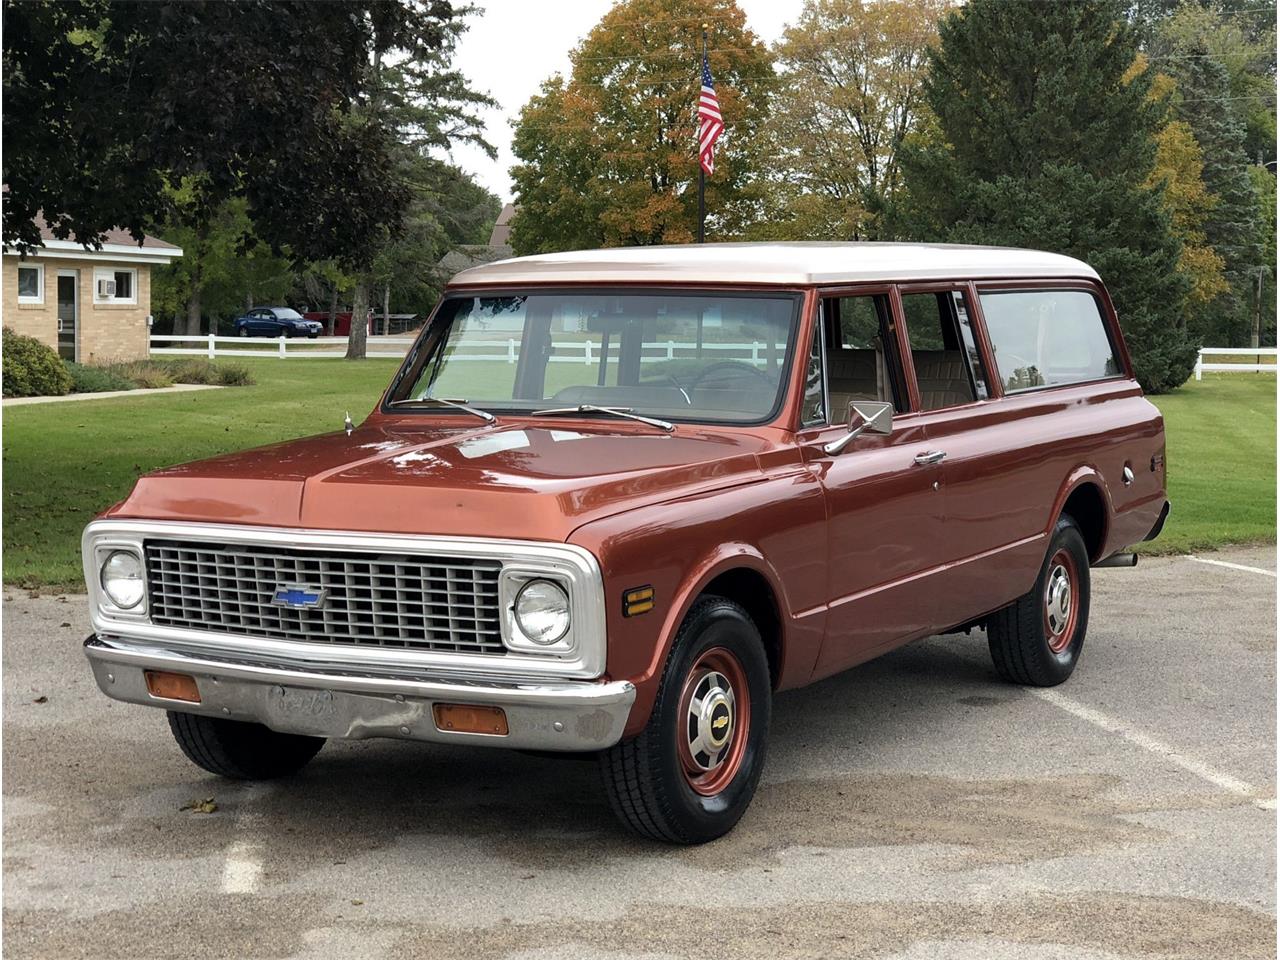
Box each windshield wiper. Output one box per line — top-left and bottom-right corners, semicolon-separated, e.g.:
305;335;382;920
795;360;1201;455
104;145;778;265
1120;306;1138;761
387;396;497;424
532;404;674;433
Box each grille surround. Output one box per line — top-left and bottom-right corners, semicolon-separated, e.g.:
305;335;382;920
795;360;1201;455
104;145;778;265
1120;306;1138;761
83;521;608;680
145;540;505;655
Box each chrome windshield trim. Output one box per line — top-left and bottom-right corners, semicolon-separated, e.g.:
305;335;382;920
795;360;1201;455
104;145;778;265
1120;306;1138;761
82;520;608;680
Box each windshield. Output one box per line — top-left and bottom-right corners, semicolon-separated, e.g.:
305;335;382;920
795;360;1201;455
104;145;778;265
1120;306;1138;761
387;290;800;424
275;308;304;321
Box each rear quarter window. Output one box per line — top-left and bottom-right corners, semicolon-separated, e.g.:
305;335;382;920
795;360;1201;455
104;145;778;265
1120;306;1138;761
978;289;1122;392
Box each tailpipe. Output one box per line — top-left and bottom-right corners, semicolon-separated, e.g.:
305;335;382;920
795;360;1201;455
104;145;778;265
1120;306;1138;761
1094;552;1138;568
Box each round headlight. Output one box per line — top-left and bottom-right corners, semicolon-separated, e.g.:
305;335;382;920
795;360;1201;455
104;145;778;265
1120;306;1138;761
100;550;144;609
513;579;570;645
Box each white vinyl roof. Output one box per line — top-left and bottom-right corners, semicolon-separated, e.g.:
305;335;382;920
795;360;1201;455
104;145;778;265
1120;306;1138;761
447;242;1100;287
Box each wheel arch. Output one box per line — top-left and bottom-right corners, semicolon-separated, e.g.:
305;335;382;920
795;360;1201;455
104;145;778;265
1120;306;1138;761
659;546;790;692
1049;469;1114;563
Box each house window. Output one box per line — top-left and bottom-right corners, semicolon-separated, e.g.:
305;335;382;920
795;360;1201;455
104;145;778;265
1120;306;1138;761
16;263;43;304
93;266;138;305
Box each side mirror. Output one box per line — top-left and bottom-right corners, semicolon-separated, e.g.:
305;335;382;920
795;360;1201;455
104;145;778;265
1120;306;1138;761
823;400;893;456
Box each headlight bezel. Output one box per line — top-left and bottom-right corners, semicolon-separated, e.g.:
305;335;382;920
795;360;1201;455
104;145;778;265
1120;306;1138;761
93;544;149;617
499;567;581;657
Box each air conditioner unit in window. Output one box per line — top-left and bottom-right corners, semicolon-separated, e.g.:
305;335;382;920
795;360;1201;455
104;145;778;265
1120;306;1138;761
97;278;116;298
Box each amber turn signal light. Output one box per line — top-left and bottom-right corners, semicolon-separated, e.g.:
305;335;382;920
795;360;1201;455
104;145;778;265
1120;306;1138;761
144;671;201;703
623;585;655;617
432;703;509;736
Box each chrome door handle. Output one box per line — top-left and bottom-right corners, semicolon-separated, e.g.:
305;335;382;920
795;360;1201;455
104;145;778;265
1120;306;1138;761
914;450;946;466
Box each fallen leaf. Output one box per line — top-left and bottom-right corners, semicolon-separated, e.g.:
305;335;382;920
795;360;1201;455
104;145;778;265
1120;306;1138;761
60;622;71;628
350;899;364;906
180;798;217;814
32;696;47;704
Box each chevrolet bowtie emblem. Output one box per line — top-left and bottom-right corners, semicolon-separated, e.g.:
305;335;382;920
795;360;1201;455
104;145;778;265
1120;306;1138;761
712;715;729;731
272;585;326;609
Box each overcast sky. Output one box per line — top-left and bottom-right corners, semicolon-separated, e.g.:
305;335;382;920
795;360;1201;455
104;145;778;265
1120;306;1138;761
448;0;804;203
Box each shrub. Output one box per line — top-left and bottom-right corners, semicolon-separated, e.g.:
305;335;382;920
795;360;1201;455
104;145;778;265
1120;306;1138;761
153;358;254;386
65;362;137;393
2;328;73;397
99;361;173;389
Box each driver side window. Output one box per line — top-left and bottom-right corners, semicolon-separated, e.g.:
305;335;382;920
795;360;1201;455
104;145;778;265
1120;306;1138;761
820;294;907;425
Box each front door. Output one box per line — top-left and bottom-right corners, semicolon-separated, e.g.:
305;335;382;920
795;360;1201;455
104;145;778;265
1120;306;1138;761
56;271;78;361
800;291;946;680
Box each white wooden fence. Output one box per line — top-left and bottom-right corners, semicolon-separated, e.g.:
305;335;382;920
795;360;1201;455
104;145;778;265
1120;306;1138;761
149;335;775;365
1194;346;1278;381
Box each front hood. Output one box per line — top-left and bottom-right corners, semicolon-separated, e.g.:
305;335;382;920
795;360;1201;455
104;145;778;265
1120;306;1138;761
107;419;784;541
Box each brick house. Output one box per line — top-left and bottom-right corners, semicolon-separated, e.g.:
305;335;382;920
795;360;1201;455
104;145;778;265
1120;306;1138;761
3;219;183;363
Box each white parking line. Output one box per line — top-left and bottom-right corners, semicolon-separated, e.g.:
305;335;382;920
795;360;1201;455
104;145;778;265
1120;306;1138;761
1030;687;1274;811
222;840;264;894
1186;555;1277;578
221;783;269;894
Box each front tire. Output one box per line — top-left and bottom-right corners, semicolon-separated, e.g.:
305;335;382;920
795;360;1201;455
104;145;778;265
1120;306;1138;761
987;514;1091;687
167;711;325;780
237;327;249;338
599;596;771;844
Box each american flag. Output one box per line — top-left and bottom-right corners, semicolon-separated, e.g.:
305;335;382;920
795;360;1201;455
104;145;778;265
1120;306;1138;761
698;52;723;175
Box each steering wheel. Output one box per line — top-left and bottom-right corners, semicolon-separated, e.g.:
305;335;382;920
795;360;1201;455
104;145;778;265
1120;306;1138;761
687;361;776;392
644;372;693;405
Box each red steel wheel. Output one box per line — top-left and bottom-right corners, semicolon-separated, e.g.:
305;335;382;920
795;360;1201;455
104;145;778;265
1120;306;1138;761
676;646;751;797
1043;546;1080;654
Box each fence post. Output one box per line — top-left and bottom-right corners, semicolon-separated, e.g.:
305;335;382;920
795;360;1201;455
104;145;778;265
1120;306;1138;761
752;341;761;366
1194;351;1203;382
585;340;592;365
508;339;516;364
668;340;675;360
208;333;215;359
279;336;287;359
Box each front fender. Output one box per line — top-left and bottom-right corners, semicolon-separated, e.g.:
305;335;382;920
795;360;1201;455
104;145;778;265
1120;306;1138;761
568;472;828;738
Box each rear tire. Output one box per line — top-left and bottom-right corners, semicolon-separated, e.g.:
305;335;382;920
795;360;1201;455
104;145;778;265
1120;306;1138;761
599;596;771;844
987;514;1091;687
167;711;324;780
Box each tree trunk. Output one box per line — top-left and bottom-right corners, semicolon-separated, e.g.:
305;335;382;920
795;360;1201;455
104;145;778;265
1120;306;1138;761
245;290;254;311
327;282;338;337
181;221;208;335
1252;266;1263;350
382;284;390;337
346;280;369;359
185;286;203;337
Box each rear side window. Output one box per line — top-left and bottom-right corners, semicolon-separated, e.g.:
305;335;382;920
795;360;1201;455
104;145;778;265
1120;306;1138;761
978;290;1121;392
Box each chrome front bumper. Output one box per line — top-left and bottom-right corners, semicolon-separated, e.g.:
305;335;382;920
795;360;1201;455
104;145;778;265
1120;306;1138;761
85;636;636;752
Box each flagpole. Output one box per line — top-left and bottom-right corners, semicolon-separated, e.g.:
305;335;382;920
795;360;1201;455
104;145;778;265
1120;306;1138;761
697;25;707;244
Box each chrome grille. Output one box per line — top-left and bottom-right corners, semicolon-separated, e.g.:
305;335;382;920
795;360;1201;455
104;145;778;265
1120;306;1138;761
144;540;505;655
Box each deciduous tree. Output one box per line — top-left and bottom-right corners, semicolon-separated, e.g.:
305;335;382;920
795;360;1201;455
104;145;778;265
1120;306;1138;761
755;0;949;241
509;0;775;254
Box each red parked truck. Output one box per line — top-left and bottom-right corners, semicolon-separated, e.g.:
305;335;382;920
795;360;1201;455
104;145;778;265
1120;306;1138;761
82;243;1168;843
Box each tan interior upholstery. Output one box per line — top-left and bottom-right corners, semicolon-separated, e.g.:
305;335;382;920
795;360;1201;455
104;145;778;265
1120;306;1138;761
912;350;972;410
827;346;886;420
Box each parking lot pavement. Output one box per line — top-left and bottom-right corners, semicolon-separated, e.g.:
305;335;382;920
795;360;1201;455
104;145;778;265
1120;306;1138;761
4;546;1275;959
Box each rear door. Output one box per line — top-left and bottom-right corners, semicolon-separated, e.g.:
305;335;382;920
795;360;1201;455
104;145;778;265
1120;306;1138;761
799;289;945;679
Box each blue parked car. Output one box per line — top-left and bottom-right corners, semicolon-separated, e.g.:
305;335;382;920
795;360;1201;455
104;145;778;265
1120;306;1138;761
233;307;323;338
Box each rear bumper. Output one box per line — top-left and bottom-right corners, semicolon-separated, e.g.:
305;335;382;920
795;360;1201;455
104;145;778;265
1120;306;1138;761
84;636;635;752
1143;500;1171;542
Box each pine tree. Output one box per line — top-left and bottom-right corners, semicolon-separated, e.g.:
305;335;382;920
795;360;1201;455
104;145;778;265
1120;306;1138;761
897;0;1196;392
1160;46;1264;345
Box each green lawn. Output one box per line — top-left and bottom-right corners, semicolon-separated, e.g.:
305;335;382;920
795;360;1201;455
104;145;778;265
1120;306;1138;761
2;361;1274;589
4;358;399;590
1142;373;1276;555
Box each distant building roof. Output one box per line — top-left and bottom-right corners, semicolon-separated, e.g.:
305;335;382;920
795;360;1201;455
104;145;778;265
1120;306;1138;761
438;243;514;277
488;203;516;247
4;212;184;264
